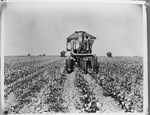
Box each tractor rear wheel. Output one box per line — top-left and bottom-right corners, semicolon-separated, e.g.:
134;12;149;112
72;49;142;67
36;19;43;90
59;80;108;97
93;59;99;73
82;60;87;74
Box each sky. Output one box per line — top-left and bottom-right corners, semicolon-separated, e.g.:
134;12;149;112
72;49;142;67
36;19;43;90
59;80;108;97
4;1;143;56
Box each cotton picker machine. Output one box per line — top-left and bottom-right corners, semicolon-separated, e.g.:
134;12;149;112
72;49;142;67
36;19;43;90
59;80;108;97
66;31;99;74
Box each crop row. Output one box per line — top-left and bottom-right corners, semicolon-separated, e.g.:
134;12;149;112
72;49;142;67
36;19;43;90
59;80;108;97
4;57;62;86
95;57;143;112
74;71;99;113
42;61;67;113
4;57;66;114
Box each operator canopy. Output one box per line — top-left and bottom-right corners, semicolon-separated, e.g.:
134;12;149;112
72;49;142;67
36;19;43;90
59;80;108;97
67;31;96;45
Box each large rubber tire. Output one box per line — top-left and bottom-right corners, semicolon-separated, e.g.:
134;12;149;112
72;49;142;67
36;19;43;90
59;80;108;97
87;60;92;69
66;59;74;74
82;61;87;74
78;58;82;68
93;59;99;73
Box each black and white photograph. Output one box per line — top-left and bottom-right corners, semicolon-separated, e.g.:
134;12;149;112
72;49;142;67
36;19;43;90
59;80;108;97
0;0;148;114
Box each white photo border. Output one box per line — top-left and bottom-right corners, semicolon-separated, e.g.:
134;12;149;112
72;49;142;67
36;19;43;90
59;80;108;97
0;0;148;115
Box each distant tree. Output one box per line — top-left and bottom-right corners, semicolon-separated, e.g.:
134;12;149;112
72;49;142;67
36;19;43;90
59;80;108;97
60;51;66;57
27;54;30;56
43;54;46;56
107;52;113;57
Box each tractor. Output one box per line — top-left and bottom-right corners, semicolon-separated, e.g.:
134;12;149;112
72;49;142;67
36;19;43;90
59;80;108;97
66;31;99;74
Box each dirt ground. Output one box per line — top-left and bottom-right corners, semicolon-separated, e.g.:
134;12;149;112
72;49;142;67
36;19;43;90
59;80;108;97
5;66;124;113
61;69;124;113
